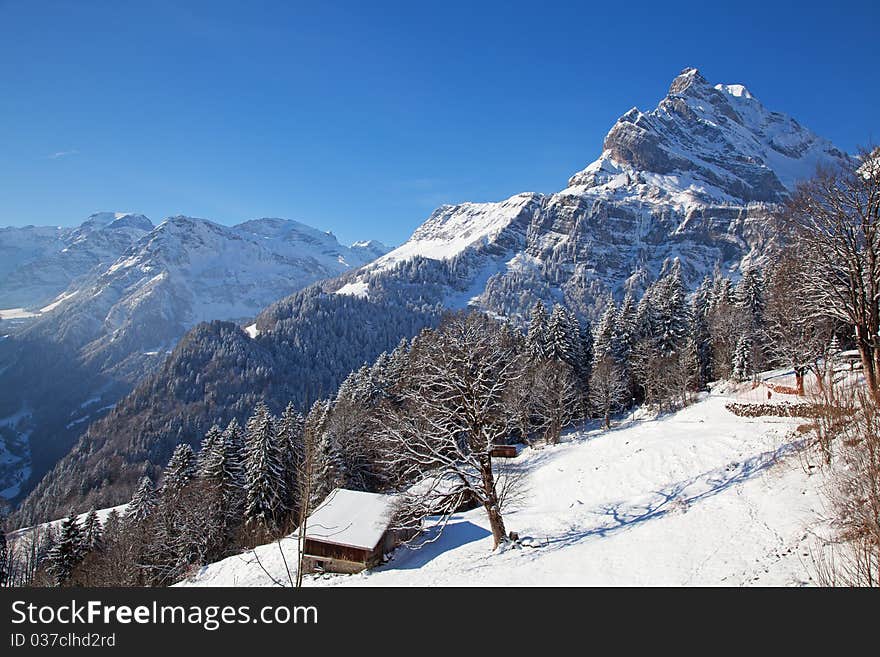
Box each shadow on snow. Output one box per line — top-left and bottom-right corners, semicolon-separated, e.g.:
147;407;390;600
382;520;491;571
541;439;803;551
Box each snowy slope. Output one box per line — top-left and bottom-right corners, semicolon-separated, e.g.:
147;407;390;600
371;193;541;271
335;68;850;321
6;504;127;546
179;387;825;587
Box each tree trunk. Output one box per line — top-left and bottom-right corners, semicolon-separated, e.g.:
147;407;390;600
479;458;507;548
794;367;805;396
604;409;611;430
814;369;825;394
856;341;880;405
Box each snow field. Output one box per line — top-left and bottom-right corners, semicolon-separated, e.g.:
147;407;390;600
180;389;825;587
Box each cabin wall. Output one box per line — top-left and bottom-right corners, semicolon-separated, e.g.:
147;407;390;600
302;528;422;575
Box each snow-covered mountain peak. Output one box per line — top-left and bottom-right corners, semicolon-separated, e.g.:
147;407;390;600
235;217;332;242
667;66;710;95
78;212;152;233
567;68;850;204
351;239;387;250
350;239;391;261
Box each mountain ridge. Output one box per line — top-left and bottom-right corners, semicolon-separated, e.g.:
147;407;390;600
0;213;390;505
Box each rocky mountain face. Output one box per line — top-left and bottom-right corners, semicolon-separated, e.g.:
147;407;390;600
11;68;851;525
0;212;153;315
338;68;850;321
0;215;388;506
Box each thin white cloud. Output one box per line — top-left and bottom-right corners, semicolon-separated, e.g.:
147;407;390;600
47;149;79;160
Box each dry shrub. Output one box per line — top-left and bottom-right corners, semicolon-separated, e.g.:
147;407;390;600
811;386;880;586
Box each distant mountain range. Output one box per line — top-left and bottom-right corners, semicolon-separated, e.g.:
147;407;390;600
8;67;853;526
0;214;388;505
0;212;153;315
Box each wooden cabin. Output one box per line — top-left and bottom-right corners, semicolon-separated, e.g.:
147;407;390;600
490;444;517;458
299;488;403;574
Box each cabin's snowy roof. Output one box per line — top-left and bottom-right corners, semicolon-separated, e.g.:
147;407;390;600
301;488;396;551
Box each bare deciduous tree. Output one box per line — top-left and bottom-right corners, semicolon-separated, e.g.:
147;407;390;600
531;360;581;444
379;312;521;549
811;386;880;586
295;400;327;587
784;148;880;402
764;249;837;395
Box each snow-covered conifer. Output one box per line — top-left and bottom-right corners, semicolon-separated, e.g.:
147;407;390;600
547;304;577;365
197;424;224;477
612;292;636;366
162;444;196;496
244;403;286;528
653;260;690;356
277;402;305;512
127;476;157;523
828;335;841;359
48;513;85;586
81;508;103;552
592;298;617;364
733;335;753;382
526;301;549;361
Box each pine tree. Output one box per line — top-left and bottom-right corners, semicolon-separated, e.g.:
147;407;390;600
736;268;765;326
221;418;246;493
48;513;85;586
547;304;577;365
302;400;331;510
695;275;713;317
710;274;735;309
385;337;411;399
200;420;246;513
611;292;636;366
244;403;286;529
577;319;594;383
277;402;305;512
103;509;121;542
127;476;158;523
369;352;393;399
690;293;713;386
81;508;103;552
349;364;375;404
633;289;655;342
162;444;196;496
197;424;224;476
828;334;841;358
733;335;753;382
525;301;549;361
654;260;690;356
592;298;618;364
313;425;348;503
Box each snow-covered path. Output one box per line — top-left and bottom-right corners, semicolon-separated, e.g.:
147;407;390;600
179;390;827;587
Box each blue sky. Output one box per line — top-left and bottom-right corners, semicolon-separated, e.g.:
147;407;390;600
1;0;877;246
